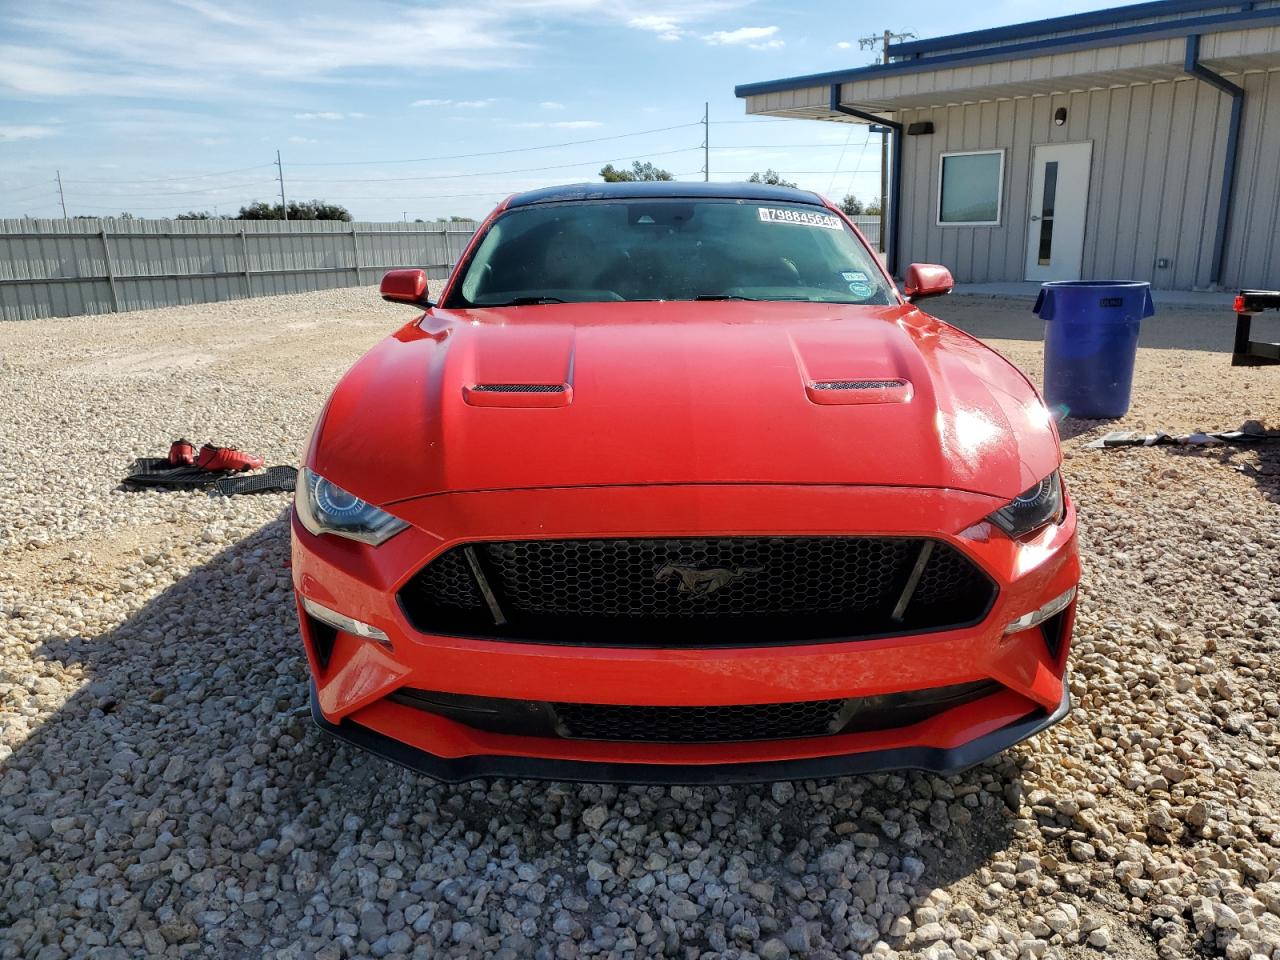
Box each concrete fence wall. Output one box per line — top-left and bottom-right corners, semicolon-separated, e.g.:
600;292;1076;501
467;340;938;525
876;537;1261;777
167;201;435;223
0;218;479;321
0;213;888;322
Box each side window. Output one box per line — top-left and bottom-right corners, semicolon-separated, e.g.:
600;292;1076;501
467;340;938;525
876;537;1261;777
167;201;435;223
937;150;1004;225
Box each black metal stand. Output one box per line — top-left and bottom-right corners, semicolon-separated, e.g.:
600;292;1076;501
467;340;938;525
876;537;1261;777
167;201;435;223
1232;290;1280;367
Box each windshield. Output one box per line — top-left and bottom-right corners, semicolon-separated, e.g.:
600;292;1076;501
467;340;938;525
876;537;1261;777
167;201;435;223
446;198;895;308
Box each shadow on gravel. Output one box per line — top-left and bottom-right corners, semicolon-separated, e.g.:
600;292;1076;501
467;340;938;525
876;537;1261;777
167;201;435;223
1055;417;1116;442
3;515;1030;958
1167;440;1280;505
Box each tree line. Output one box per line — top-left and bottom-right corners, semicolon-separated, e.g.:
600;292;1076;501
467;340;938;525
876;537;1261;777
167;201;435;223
598;162;880;216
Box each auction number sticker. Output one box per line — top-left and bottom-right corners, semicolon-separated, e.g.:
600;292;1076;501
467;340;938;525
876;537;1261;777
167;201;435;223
757;207;843;230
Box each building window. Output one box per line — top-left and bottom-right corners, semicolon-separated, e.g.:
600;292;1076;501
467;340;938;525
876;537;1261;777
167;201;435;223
937;150;1004;226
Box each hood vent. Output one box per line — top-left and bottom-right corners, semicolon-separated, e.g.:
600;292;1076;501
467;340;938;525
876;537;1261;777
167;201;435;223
806;378;913;406
473;383;565;393
463;382;572;408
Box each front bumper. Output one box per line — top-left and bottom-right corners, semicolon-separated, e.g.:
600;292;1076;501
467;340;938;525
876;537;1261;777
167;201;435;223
293;483;1079;783
311;678;1071;784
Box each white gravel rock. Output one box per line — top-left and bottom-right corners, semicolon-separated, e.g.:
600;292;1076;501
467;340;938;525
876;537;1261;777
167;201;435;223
2;289;1278;958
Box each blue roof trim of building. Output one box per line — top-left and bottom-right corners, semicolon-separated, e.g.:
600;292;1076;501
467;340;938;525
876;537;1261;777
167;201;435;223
734;5;1280;100
505;181;826;207
889;0;1248;58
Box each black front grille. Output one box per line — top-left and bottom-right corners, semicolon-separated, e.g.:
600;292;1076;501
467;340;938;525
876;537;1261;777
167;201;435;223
555;699;845;742
398;537;995;646
388;680;1002;743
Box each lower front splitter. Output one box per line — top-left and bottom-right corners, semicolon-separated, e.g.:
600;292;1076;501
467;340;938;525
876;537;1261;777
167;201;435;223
309;681;1071;786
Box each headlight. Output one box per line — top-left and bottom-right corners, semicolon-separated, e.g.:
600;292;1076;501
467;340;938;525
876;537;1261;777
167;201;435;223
295;468;408;545
987;470;1064;538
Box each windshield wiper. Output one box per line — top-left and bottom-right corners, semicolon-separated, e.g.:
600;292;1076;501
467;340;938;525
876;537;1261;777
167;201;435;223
487;296;568;306
694;294;822;302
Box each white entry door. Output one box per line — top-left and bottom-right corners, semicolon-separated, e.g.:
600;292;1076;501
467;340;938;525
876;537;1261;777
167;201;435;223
1024;142;1093;281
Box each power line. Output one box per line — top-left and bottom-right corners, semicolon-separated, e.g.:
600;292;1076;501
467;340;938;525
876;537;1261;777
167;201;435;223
826;125;860;195
67;181;279;200
2;183;62;202
702;102;709;182
709;143;876;150
289;123;702;167
62;163;276;185
287;147;701;184
295;173;709;202
717;169;880;175
52;142;700;200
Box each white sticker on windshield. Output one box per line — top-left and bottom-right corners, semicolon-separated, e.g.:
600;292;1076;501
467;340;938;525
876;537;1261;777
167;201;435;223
757;207;843;230
842;271;868;282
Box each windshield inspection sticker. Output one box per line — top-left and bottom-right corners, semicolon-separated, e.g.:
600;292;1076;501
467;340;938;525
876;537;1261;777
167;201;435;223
842;271;868;282
757;207;843;230
847;280;874;298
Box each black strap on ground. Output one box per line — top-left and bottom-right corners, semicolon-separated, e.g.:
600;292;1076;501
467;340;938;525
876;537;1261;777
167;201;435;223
210;466;297;496
123;459;297;494
123;458;233;489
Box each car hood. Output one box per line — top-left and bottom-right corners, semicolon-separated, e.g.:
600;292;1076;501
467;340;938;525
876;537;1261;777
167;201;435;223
314;301;1059;506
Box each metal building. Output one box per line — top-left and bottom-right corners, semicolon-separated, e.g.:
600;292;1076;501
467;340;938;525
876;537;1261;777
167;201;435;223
735;0;1280;291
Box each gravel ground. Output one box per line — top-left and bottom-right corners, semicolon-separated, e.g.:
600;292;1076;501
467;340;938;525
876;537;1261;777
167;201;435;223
1;286;1278;960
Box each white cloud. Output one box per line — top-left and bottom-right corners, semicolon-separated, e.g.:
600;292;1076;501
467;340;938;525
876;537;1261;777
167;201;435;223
511;119;603;129
288;135;318;143
293;110;362;119
627;15;681;41
195;136;227;145
0;0;758;106
0;124;56;141
703;25;782;49
836;40;851;49
0;1;523;101
411;97;495;109
539;100;565;110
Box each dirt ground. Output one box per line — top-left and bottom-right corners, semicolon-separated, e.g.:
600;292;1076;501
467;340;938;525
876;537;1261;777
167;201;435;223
1;287;1278;960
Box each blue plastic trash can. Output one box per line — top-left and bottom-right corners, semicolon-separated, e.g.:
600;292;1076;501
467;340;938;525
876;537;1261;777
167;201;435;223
1033;280;1155;419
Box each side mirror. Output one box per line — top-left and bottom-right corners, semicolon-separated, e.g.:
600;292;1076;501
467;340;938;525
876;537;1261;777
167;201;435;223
903;263;954;302
380;269;433;308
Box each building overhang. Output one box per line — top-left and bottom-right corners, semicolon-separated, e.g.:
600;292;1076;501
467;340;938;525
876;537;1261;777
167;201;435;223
737;6;1280;120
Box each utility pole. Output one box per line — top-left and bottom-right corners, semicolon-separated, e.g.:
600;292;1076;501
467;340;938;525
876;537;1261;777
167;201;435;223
55;170;67;219
275;149;288;221
702;102;710;182
858;29;914;252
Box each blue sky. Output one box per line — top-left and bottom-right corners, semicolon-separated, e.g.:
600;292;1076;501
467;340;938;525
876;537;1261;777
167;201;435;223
1;0;1117;221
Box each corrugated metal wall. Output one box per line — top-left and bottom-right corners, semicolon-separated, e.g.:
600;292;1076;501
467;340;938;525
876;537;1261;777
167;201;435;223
1224;67;1280;290
895;69;1280;290
0;218;478;321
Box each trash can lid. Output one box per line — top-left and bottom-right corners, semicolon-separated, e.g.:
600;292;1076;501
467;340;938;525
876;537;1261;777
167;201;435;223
1033;280;1155;321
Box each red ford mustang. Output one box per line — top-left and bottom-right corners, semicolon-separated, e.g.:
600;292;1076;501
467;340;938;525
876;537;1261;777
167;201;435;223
292;182;1078;784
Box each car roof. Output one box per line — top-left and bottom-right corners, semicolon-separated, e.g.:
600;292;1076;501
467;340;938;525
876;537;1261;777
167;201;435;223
505;180;827;208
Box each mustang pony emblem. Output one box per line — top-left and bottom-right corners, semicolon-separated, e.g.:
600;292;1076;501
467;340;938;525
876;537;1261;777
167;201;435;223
655;563;763;597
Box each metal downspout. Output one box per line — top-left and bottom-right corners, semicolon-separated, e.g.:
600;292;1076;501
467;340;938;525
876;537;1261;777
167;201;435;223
830;84;904;277
1184;34;1244;287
